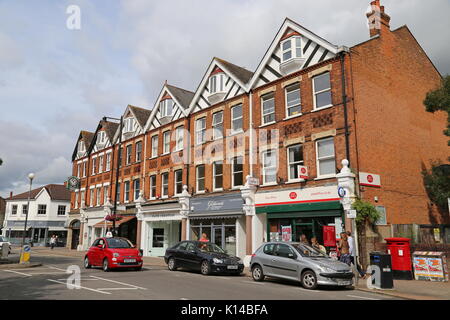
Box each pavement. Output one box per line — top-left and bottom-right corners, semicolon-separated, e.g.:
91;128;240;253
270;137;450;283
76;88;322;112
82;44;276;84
2;246;448;300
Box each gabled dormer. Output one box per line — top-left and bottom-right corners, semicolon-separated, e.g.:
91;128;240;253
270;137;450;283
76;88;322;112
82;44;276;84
89;120;119;153
187;57;253;114
116;105;151;141
250;18;340;89
72;131;94;161
146;83;194;131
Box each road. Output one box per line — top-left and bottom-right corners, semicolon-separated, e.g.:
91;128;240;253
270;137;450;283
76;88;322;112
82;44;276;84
0;251;402;300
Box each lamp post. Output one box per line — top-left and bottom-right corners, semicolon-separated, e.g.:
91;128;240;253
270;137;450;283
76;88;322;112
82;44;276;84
103;116;123;237
20;172;34;263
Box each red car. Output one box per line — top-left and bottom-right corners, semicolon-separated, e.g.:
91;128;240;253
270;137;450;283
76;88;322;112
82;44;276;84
84;237;143;271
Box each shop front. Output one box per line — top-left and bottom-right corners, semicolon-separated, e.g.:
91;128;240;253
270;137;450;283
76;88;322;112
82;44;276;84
188;193;246;258
4;220;67;246
255;186;344;249
140;201;183;257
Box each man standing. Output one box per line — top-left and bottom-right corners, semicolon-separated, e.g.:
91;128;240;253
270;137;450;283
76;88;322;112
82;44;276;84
338;232;351;265
50;235;56;250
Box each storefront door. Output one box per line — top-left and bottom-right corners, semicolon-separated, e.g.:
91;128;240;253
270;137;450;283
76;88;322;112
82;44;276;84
148;222;169;257
212;227;223;248
294;223;314;243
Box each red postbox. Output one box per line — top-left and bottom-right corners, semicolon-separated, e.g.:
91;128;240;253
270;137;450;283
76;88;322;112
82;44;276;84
385;237;413;280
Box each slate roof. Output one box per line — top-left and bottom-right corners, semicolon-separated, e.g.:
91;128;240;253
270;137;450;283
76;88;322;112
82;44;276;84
215;57;254;84
9;184;70;201
166;84;195;109
128;105;152;128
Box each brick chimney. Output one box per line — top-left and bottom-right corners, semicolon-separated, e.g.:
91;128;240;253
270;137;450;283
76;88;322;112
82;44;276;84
366;0;391;37
9;191;13;199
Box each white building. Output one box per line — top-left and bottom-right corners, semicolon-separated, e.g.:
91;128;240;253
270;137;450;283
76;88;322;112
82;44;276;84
2;184;70;246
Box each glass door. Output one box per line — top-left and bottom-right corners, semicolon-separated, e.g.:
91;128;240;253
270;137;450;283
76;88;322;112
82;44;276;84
212;227;224;249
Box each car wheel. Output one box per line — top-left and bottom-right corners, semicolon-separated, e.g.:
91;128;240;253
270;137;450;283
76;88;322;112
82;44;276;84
301;270;318;290
102;258;110;272
84;256;91;269
168;257;178;271
200;260;211;275
252;264;265;282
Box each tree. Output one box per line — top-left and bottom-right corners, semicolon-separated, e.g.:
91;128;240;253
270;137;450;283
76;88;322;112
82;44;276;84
422;162;450;212
424;75;450;146
352;199;381;227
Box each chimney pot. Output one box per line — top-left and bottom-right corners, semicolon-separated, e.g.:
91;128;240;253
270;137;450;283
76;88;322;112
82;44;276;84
9;191;13;199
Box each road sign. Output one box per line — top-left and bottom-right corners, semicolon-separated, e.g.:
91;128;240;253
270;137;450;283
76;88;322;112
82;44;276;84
346;209;357;219
338;187;346;198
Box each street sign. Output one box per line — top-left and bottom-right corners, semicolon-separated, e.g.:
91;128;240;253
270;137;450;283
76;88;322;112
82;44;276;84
297;165;308;179
20;245;31;263
346;209;357;219
67;176;80;191
359;172;381;187
247;177;259;186
338;187;346;198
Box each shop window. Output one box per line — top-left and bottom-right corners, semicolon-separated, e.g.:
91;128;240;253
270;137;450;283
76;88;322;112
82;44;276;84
316;137;336;177
285;83;301;117
287;144;303;181
213;161;223;190
232;156;243;188
150;175;156;199
261;93;275;125
262;149;277;184
152;228;164;247
196;165;205;192
313;72;332;110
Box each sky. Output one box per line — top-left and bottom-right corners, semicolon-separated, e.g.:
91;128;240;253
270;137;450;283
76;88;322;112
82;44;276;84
0;0;449;198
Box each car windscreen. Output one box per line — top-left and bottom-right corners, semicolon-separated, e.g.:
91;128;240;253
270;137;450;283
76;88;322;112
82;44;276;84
106;238;133;249
292;244;327;257
197;242;225;254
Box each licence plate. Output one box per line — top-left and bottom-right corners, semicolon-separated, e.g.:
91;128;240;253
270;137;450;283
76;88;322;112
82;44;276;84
124;259;136;263
337;280;351;285
227;265;238;270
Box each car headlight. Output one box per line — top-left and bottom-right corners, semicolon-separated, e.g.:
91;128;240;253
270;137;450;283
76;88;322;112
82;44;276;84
113;253;120;258
213;258;224;264
318;265;336;273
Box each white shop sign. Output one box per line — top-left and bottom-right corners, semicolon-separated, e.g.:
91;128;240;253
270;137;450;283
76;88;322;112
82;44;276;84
359;172;381;187
255;185;340;206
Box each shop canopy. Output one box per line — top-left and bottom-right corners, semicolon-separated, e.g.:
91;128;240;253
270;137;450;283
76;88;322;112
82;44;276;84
93;215;136;228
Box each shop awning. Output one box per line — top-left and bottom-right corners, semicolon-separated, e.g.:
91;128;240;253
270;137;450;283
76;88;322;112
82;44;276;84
256;200;342;214
48;226;68;231
93;216;136;228
189;212;243;220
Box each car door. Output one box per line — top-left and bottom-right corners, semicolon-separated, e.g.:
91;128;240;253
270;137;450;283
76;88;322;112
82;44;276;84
272;244;300;280
184;242;201;270
94;238;106;265
88;239;100;266
172;241;188;267
257;243;277;276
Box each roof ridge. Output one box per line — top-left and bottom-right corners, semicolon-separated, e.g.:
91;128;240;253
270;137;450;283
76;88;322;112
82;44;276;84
166;83;195;94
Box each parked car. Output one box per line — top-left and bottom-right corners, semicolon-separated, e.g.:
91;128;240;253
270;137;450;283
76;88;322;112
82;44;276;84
84;237;143;272
0;236;11;254
250;242;354;290
164;241;244;275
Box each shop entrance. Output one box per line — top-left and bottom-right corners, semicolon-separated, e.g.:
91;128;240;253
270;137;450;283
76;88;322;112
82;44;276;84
70;220;81;250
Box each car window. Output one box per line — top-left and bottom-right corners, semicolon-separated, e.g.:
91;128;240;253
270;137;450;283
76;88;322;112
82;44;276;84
92;239;100;247
186;242;196;252
263;244;276;255
98;239;105;246
275;244;295;258
197;242;225;253
176;242;188;251
293;244;326;257
106;238;133;248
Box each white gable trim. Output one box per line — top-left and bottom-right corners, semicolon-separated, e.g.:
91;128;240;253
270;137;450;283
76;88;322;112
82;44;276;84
248;18;339;89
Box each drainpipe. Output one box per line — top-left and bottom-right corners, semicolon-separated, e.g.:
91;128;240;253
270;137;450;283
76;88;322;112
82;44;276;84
249;91;254;177
338;46;351;165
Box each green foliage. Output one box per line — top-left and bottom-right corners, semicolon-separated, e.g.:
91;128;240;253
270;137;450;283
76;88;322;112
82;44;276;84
424;75;450;146
352;199;381;226
422;162;450;211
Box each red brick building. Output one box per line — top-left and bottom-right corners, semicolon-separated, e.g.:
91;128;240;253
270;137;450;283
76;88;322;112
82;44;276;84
68;1;449;261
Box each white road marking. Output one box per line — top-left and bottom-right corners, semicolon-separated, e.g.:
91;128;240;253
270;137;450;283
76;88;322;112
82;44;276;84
47;266;68;272
3;270;33;277
298;288;322;293
97;287;139;291
180;298;189;300
26;272;67;275
47;279;111;295
89;275;147;290
243;281;265;285
347;294;380;300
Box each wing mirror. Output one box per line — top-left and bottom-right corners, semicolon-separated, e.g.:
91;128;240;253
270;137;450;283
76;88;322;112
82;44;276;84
97;244;103;249
288;253;297;259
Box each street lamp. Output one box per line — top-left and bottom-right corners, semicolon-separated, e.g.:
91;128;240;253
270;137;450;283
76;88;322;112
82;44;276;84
103;116;123;237
20;172;34;263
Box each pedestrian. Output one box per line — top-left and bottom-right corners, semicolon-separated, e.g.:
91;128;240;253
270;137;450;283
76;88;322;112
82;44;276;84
338;232;351;265
199;233;209;242
346;231;366;277
50;235;56;250
311;237;327;255
300;234;309;245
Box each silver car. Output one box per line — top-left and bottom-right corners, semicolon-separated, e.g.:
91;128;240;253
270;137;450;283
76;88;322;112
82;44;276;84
250;242;354;290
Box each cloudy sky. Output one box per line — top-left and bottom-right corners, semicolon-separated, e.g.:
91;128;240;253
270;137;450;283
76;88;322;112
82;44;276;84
0;0;449;198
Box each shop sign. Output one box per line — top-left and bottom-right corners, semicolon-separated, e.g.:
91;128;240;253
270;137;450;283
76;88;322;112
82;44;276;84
346;209;357;219
323;226;336;247
281;225;292;242
297;165;308;179
191;194;244;215
256;186;340;206
359;172;381;187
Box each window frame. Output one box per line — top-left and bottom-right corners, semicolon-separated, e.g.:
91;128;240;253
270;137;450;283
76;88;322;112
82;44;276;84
212;111;223;140
98;155;104;174
135;141;143;162
287;144;304;182
37;204;47;215
232;156;244;188
262;149;278;185
126;144;132;165
57;205;66;216
163;131;171;154
175;126;184;151
213;161;223;191
174;170;183;195
261;93;276;125
103;185;109;204
285;83;302;118
231;104;243;133
196;165;206;193
96;187;101;206
124;181;130;203
312;72;332;110
22;204;28;215
149;175;157;199
105;152;112;171
195;117;206;145
133;179;140;201
11;204;17;215
161;172;169;198
280;36;302;63
92;157;97;175
315;137;336;178
151;135;159;158
160;99;174;118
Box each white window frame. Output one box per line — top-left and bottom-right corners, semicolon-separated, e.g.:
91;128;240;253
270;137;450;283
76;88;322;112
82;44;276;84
196;165;206;193
212;111;223;140
103;186;109;204
209;73;224;94
261;94;275;125
149;175;157;199
22;204;28;215
124;181;130;203
37;204;47;215
82;161;87;178
161;173;169;198
105;152;111;171
133;179;140;201
163;131;171;154
231;104;243;133
57;205;66;216
174;170;183;195
315;137;336;178
196;118;206;145
280;36;302;62
123;118;134;133
92;157;97;175
262;149;277;185
175;126;184;151
136;141;143;162
11;205;17;215
232;156;243;188
313;72;332;110
287;144;304;182
74;192;79;209
77;163;81;178
126;144;132;165
78;141;85;153
160;99;174;118
213;161;223;191
151;135;158;158
285;83;302;118
98;131;106;144
98;155;104;174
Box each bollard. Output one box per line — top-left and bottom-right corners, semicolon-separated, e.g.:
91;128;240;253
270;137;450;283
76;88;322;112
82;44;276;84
1;243;9;259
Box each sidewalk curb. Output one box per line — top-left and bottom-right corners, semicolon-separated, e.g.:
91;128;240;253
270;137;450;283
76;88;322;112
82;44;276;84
355;286;442;300
0;262;43;269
